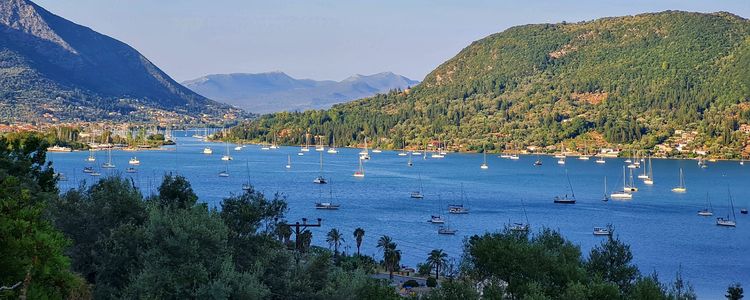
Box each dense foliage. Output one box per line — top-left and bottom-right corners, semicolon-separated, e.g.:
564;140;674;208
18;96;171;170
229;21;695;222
230;11;750;159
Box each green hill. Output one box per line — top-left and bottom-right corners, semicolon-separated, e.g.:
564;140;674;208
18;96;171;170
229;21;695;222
230;11;750;158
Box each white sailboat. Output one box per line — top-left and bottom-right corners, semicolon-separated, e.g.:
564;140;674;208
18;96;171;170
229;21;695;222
602;176;610;202
509;199;530;232
716;189;737;227
554;142;566;158
316;186;340;210
480;146;489;169
643;156;654;185
313;152;327;184
671;168;687;193
242;162;252;191
353;157;365;178
407;152;413;167
578;141;590;160
638;156;650;179
428;194;445;223
359;137;370;160
411;174;424;199
285;155;292;169
593;224;613;236
221;142;233;161
327;135;338;153
86;149;96;162
595;153;605;164
557;157;566;165
610;167;633;199
315;135;325;152
698;193;713;216
398;144;408;156
102;148;115;168
218;161;229;177
301;133;310;152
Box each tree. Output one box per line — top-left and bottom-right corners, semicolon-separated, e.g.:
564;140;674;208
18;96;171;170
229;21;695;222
586;235;639;293
426;249;448;279
0;135;88;299
353;227;365;255
726;283;744;300
376;235;400;279
156;173;198;209
326;228;344;255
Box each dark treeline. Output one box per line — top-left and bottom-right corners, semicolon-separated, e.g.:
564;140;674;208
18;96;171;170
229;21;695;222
0;134;745;299
229;12;750;159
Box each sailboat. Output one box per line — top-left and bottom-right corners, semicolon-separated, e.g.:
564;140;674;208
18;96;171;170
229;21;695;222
218;161;229;177
595;152;605;164
327;135;338;153
301;133;310;152
359;137;370;160
203;147;213;154
221;142;233;161
438;225;457;235
125;167;137;173
313;152;327;184
602;176;610;202
398;143;408;156
315;135;325;152
553;170;576;204
716;189;737;227
578;141;590;160
102;148;115;168
509;199;530;232
428;195;445;223
698;193;714;216
86;149;96;162
128;157;140;165
557;157;566;165
638;156;650;179
610;167;633;199
671;168;687;193
316;185;340;210
353;157;365;178
242;162;252;191
448;184;470;214
407;152;413;167
643;157;654;185
480;146;489;169
625;169;638;192
411;174;424;199
269;134;279;149
285;155;292;169
740;157;745;166
234;142;243;151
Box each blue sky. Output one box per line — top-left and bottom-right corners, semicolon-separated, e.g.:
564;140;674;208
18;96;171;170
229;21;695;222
35;0;749;82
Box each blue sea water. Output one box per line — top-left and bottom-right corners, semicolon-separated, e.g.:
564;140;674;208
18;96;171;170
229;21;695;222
48;132;749;297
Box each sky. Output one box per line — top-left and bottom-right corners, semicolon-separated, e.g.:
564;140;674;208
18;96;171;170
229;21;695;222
34;0;749;82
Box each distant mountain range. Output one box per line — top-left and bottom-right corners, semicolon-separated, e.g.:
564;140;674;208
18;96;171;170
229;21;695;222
0;0;235;122
183;71;419;113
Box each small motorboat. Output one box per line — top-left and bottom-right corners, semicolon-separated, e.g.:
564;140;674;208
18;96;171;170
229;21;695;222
509;223;529;232
438;226;457;235
313;176;327;184
83;166;94;173
533;159;542;166
593;226;613;236
315;202;340;210
428;215;445;224
125;167;137;173
218;171;229;177
203;147;213;154
128;157;140;165
741;208;748;215
410;191;424;199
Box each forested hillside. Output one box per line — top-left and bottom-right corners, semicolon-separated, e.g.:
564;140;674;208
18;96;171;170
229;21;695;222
229;11;750;158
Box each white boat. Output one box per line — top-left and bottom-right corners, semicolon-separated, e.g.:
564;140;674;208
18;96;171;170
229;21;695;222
412;151;422;155
315;134;325;151
671;168;687;193
407;153;413;167
595;155;605;164
438;226;457;235
353;157;365;178
643;157;654;185
203;147;213;154
398;151;408;156
128;157;140;165
510;199;530;232
234;145;243;151
89;171;101;177
578;155;590;160
698;193;714;216
557;158;565;165
326;135;338;153
83;166;94;173
314;152;327;184
554;142;566;158
221;142;233;161
534;158;542;166
359;137;371;160
102;149;116;169
611;167;633;199
86;149;96;162
47;145;72;152
218;171;229;177
285;155;292;169
500;154;512;159
637;157;650;179
315;202;340;210
448;184;470;214
428;215;444;224
602;176;610;202
716;189;737;227
411;174;424;198
125;167;137;173
372;149;382;153
480;146;489;169
509;154;520;160
593;226;613;236
431;153;445;158
261;145;270;150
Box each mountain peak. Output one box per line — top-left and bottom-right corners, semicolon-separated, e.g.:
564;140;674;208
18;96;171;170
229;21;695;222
0;0;76;53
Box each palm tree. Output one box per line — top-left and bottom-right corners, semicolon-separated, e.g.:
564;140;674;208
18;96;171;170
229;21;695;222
377;235;400;279
326;228;344;255
426;249;448;279
353;227;365;255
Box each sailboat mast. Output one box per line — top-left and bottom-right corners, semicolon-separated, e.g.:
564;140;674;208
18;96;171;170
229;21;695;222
566;170;575;198
728;188;737;220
